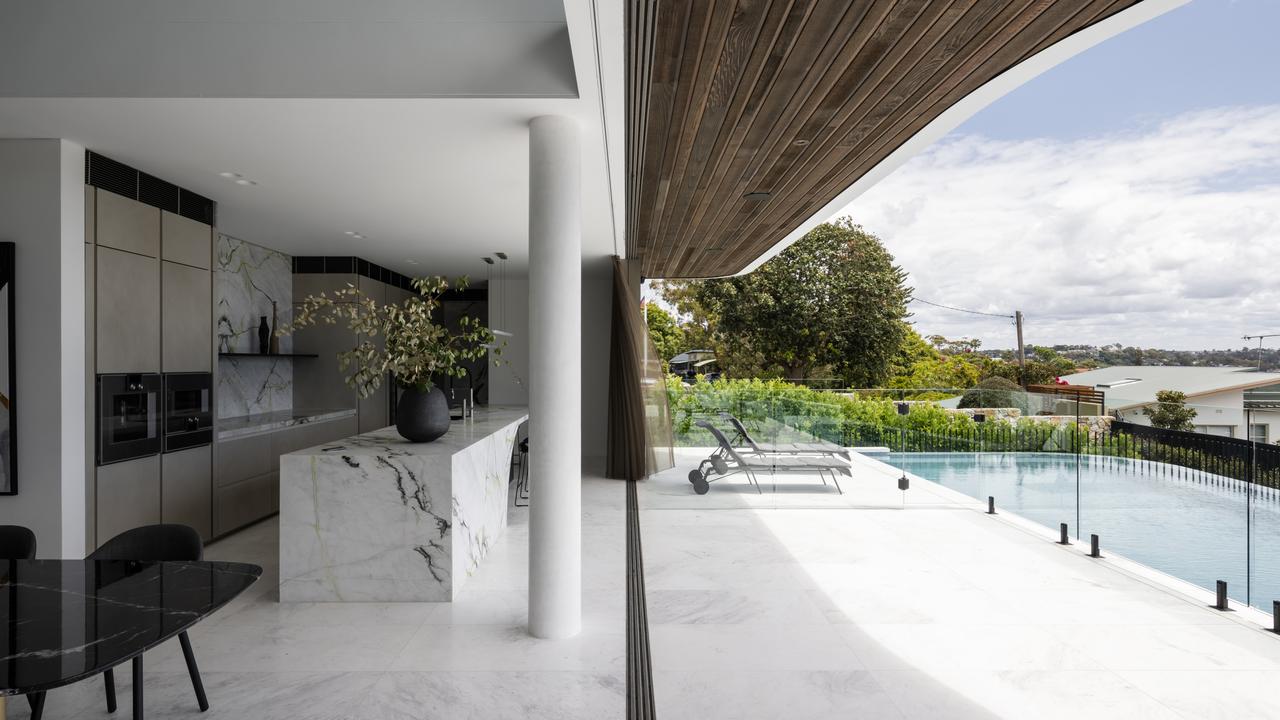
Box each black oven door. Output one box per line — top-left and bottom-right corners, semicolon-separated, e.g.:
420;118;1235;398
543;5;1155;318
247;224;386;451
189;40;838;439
97;373;162;465
164;373;213;452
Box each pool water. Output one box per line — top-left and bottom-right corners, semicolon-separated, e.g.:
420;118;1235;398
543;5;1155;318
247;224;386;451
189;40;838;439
889;452;1280;610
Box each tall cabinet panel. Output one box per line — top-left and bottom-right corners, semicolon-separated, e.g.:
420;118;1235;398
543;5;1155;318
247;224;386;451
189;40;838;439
162;446;212;541
162;261;212;372
95;190;159;257
160;211;212;269
96;246;160;373
96;455;161;545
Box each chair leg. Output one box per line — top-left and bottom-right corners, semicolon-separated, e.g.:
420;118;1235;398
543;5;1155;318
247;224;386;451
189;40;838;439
105;667;117;713
27;691;46;720
179;631;210;712
133;654;144;720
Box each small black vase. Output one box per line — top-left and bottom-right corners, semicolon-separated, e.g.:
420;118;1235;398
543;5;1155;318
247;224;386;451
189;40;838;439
257;315;270;354
395;386;451;442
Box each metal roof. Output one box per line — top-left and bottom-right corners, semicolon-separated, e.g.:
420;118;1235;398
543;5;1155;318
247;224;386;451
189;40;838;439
1060;366;1280;411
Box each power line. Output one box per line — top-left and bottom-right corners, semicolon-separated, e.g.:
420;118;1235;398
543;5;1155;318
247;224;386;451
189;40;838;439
910;297;1014;320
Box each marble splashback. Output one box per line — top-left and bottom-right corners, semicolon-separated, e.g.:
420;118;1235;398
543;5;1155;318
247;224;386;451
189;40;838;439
215;234;293;418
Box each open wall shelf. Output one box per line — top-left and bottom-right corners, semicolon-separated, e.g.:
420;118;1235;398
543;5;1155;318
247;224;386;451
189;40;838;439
219;352;318;359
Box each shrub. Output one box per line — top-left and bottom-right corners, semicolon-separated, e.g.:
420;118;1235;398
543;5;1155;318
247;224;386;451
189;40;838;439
958;377;1028;413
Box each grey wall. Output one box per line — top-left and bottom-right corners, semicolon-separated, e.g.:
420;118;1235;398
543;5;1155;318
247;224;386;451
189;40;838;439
489;258;611;472
0;139;87;558
488;274;529;407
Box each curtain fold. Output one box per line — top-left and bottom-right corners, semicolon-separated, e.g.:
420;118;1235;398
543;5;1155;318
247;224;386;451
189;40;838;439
606;257;674;480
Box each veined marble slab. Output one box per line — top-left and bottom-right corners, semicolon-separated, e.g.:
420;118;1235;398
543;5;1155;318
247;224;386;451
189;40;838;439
215;234;294;418
217;407;358;442
279;406;527;602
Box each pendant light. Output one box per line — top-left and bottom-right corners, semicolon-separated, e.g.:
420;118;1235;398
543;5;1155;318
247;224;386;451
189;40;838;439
492;252;513;338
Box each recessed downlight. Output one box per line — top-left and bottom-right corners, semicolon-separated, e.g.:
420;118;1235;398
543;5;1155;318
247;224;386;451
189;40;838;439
344;231;365;240
234;178;257;186
218;171;241;178
743;191;771;200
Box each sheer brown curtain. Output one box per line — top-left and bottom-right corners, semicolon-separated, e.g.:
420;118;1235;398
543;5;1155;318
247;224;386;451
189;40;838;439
606;257;674;480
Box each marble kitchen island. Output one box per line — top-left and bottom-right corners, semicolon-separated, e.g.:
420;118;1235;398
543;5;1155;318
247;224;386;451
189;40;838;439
278;405;527;602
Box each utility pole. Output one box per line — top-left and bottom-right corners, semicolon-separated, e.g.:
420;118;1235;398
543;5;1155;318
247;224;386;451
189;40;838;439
1242;333;1280;371
1015;310;1027;388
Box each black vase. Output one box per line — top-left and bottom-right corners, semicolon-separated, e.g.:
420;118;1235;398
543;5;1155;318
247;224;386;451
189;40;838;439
257;316;270;354
395;386;451;442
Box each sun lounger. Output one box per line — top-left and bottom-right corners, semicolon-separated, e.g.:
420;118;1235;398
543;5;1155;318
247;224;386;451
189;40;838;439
720;413;850;459
689;420;851;495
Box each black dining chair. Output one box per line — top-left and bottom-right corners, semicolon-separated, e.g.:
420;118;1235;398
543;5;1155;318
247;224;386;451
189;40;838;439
89;524;208;715
0;524;36;560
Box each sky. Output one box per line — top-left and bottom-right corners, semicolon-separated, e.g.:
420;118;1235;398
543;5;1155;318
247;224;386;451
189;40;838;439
842;0;1280;352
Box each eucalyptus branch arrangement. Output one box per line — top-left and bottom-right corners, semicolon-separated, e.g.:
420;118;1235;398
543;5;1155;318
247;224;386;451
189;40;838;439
281;276;498;398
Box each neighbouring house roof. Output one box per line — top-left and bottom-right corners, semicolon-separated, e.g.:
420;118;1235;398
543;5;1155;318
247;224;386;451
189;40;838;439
669;350;715;366
1059;366;1280;411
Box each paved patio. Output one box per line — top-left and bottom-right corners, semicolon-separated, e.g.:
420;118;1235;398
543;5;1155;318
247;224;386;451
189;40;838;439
638;447;1280;719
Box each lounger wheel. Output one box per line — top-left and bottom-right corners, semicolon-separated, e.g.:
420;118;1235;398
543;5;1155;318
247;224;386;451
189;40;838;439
711;457;729;474
688;469;706;484
692;476;710;495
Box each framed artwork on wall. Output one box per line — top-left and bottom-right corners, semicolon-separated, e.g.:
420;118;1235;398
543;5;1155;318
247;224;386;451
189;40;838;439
0;242;15;494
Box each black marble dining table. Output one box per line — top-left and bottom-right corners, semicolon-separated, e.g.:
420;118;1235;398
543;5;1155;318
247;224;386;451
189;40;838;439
0;559;261;718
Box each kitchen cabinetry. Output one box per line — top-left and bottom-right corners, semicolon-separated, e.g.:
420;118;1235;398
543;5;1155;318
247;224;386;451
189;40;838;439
95;189;159;257
162;260;212;372
213;415;358;537
161;211;212;269
96;455;161;546
88;175;215;548
96;246;160;373
162;445;213;541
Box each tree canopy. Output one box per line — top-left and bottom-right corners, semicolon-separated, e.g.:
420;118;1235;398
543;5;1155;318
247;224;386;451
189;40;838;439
1144;389;1197;431
660;218;911;387
643;303;687;370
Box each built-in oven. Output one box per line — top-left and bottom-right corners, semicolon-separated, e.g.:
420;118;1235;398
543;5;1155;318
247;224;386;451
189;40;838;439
97;373;162;466
163;372;213;453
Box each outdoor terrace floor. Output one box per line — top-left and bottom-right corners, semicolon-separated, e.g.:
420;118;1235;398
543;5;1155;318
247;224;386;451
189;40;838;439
638;447;1280;719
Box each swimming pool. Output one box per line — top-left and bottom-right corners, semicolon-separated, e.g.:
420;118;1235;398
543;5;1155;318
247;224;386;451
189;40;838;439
889;452;1280;610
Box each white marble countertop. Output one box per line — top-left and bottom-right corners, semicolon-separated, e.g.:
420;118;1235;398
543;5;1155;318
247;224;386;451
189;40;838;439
288;406;528;458
217;407;358;441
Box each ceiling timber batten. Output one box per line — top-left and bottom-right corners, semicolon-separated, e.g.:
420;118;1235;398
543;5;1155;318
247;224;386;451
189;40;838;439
626;0;1150;279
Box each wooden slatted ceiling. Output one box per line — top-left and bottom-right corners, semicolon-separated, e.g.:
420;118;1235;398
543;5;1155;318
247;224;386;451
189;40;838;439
627;0;1143;279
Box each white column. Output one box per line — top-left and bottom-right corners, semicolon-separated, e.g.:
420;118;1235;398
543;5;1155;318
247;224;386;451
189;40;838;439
527;115;582;639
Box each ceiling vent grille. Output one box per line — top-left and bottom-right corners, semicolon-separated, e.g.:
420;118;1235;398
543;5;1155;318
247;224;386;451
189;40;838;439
138;173;181;215
85;151;216;225
85;152;138;200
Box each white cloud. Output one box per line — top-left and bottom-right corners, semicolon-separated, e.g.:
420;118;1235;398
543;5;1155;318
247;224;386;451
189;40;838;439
843;106;1280;352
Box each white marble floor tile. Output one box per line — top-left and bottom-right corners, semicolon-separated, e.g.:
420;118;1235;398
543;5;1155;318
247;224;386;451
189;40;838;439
1045;622;1280;671
654;670;905;720
648;623;865;671
392;624;625;672
358;671;626;720
645;587;828;625
837;623;1103;673
871;669;1185;720
1117;669;1280;719
148;622;419;673
17;671;382;720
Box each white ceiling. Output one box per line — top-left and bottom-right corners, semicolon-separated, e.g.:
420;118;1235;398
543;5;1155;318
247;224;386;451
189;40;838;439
0;0;624;279
0;0;576;98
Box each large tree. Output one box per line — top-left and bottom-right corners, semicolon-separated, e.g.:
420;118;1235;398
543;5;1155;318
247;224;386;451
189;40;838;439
661;218;911;386
643;302;687;370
